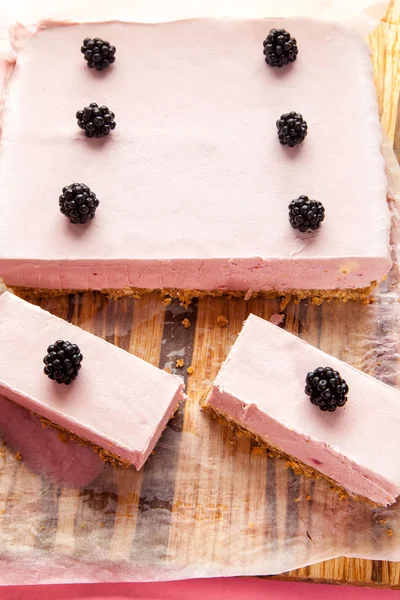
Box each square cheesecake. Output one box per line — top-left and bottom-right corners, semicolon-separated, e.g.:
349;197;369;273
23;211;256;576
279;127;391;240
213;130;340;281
0;18;390;301
203;314;400;506
0;292;185;468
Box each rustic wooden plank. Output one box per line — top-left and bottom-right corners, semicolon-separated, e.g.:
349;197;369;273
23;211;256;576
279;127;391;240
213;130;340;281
394;93;400;162
167;296;281;569
368;0;400;142
131;299;198;565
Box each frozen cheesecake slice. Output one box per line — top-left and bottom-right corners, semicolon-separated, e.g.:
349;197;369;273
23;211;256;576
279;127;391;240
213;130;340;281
0;292;185;469
203;314;400;506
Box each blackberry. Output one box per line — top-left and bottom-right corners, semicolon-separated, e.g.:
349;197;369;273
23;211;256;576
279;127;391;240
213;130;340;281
59;183;99;224
276;112;307;146
305;367;349;412
81;37;116;70
288;196;325;232
43;340;83;385
76;103;116;138
263;28;298;68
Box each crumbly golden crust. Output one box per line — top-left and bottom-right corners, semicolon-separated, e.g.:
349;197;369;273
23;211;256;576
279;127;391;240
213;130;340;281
39;416;132;467
201;401;379;507
11;282;377;309
37;402;180;469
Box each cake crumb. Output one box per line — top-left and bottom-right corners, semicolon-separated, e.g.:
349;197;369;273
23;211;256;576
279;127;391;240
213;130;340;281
162;297;172;306
0;509;5;515
387;529;393;537
306;495;311;501
216;315;228;327
40;525;45;531
15;452;22;461
248;522;255;528
269;313;285;326
294;497;301;503
377;361;381;366
280;296;291;311
164;367;172;374
81;523;86;529
57;430;69;443
251;446;263;456
151;450;156;456
187;366;195;375
182;318;191;328
100;523;105;528
176;359;184;368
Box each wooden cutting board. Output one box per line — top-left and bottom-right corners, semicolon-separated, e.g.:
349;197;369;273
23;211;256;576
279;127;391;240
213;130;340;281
0;0;399;588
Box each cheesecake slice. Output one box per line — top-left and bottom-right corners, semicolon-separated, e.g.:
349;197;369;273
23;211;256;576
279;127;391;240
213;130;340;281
0;18;390;301
0;292;185;469
203;314;400;506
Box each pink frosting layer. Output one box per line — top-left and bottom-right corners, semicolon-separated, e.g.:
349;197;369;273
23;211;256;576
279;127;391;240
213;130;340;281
0;18;390;291
205;314;400;505
0;292;185;469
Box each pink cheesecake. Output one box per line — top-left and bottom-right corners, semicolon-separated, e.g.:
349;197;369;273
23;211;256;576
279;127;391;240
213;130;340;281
0;292;185;469
203;314;400;506
0;18;390;301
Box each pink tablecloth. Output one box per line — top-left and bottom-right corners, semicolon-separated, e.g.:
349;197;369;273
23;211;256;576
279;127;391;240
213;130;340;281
2;579;400;599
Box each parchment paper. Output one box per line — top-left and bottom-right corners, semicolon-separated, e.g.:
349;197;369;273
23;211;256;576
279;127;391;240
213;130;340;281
0;0;399;586
0;0;389;37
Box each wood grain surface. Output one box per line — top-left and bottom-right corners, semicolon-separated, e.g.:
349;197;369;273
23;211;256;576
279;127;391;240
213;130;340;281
0;1;399;589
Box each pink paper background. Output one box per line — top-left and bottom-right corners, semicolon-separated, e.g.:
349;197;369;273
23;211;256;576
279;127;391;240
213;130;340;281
2;578;400;599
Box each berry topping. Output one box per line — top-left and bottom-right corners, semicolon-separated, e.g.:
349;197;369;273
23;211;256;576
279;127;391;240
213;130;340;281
288;195;325;232
43;340;83;385
59;183;99;224
276;112;307;146
305;367;349;412
81;37;116;70
76;103;116;138
263;28;298;68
